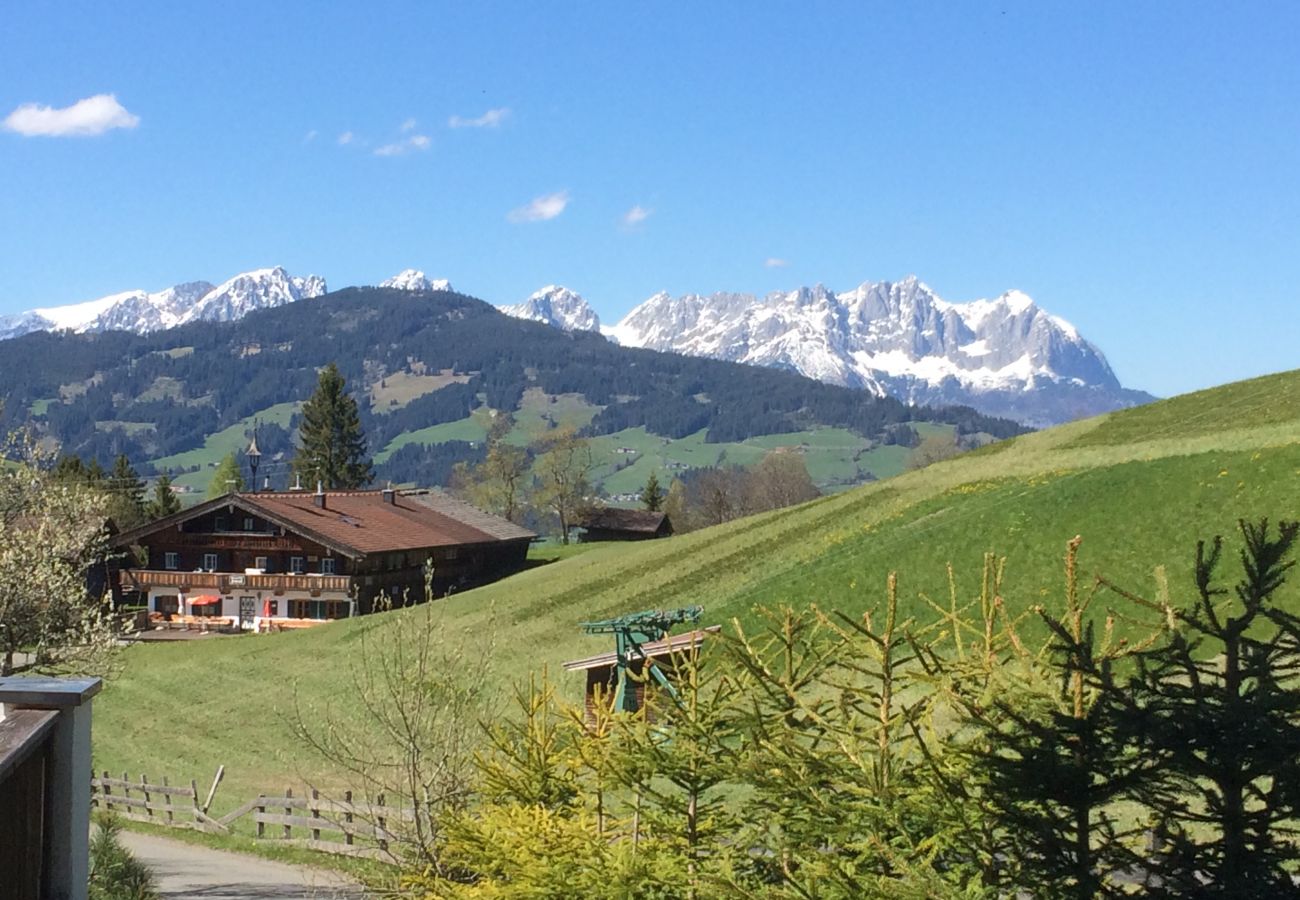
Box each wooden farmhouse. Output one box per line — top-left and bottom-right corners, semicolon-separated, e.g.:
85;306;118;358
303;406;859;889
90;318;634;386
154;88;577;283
113;487;534;629
575;508;673;543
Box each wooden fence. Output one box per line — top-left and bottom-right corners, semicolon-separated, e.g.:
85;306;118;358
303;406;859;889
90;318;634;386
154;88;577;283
91;773;414;860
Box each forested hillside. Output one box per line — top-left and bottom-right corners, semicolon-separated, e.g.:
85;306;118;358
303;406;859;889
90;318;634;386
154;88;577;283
0;287;1024;491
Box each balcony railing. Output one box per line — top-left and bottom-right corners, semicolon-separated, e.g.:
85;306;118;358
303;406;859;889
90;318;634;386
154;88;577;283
119;569;353;595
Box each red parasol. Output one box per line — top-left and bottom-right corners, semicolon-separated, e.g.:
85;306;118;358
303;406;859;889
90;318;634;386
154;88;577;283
191;595;220;606
262;599;272;618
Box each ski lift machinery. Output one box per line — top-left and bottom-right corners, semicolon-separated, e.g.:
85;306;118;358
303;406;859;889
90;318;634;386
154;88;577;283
578;605;704;713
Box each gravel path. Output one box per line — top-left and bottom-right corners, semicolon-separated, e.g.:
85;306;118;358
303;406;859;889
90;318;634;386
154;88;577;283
119;832;366;899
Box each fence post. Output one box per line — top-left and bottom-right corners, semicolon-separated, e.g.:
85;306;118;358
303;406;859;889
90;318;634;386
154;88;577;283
283;788;293;840
310;788;321;842
141;773;152;820
256;796;266;838
101;769;112;814
343;789;354;848
0;676;103;900
377;792;388;853
162;775;174;826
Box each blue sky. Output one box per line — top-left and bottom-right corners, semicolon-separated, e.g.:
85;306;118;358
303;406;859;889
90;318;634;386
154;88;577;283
1;1;1296;397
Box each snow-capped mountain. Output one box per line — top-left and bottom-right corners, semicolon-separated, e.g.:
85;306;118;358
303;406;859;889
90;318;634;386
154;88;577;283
380;269;452;292
500;285;601;332
0;267;327;340
604;277;1152;427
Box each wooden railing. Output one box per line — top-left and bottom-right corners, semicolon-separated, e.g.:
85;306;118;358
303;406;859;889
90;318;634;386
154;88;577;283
0;677;102;900
120;569;353;594
0;708;58;898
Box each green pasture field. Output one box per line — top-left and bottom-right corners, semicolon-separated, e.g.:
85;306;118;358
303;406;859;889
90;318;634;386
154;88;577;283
94;369;1300;817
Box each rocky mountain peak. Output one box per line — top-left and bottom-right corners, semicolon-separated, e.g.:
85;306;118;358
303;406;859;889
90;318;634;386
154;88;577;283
601;277;1151;427
380;269;453;292
0;266;328;338
500;285;601;332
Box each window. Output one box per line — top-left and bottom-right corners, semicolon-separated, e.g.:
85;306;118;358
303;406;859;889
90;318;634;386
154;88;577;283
444;548;459;561
267;599;279;616
290;557;304;574
243;517;255;531
254;556;269;571
289;599;348;620
164;552;179;571
214;516;227;532
321;558;337;575
203;553;218;571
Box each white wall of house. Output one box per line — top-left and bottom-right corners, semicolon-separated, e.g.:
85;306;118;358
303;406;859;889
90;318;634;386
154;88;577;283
146;588;354;622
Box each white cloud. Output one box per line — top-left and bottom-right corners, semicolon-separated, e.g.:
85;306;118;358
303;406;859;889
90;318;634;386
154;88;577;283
374;133;431;156
507;190;570;223
2;93;139;138
764;257;790;268
400;118;417;133
303;129;318;143
449;107;510;129
622;205;652;227
337;131;354;145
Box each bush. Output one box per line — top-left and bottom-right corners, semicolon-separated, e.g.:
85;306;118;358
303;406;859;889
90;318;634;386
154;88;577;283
88;816;157;900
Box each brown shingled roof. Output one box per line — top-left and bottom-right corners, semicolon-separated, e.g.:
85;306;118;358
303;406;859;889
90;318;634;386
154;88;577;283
399;489;535;542
112;489;536;559
251;490;508;554
577;507;669;534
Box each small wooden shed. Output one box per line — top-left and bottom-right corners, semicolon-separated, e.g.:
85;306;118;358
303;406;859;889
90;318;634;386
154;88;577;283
575;508;673;542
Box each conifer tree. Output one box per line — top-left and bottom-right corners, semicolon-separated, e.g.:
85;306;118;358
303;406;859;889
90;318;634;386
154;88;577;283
148;473;181;519
961;539;1154;899
1122;519;1300;897
292;362;373;490
108;453;147;529
50;454;89;483
639;471;666;512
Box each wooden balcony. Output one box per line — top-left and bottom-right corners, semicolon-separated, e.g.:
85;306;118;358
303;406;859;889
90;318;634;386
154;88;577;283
119;569;353;596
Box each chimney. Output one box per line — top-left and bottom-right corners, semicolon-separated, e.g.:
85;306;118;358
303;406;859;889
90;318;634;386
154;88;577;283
263;475;271;491
313;481;326;509
382;487;396;505
290;473;304;492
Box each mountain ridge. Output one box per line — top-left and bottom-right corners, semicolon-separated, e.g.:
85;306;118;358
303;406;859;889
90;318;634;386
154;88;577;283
0;266;327;339
500;277;1154;427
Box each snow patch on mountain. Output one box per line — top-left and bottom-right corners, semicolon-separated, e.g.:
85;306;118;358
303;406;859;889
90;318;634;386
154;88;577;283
0;267;326;338
500;285;601;332
380;269;452;292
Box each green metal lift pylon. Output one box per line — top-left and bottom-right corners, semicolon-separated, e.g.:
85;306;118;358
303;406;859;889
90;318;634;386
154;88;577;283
579;606;703;713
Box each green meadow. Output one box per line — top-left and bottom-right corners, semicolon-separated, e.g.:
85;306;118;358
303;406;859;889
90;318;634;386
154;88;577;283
94;368;1300;816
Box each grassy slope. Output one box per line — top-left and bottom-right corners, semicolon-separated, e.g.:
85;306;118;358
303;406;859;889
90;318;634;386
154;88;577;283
94;369;1300;813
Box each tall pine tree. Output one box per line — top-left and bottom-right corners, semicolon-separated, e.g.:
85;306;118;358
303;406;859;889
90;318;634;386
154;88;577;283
148;473;182;519
292;362;373;490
